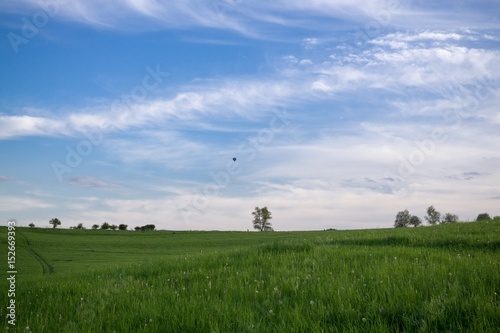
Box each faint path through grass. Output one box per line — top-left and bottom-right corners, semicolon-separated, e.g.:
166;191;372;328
18;230;54;275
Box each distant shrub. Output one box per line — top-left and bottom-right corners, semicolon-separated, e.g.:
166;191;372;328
441;213;459;224
409;215;422;227
476;213;491;221
135;224;155;231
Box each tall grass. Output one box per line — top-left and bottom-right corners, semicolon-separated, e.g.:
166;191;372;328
2;221;499;332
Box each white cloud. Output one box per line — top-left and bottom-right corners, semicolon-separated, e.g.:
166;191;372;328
302;38;320;49
0;115;67;139
0;78;298;139
0;196;54;212
283;55;298;63
372;31;464;48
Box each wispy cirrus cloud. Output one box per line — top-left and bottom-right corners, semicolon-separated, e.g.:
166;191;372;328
5;0;493;40
1;31;498;149
66;176;121;189
0;0;387;30
0;77;297;139
446;172;488;181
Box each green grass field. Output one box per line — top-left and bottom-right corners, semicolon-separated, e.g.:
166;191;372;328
1;221;499;332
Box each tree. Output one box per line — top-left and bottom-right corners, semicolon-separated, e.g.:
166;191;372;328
476;213;491;221
92;224;99;230
49;218;61;229
394;210;411;228
29;223;35;228
252;206;273;231
409;215;422;227
110;224;118;231
144;224;155;231
441;213;458;224
101;222;110;230
425;206;440;225
135;224;155;231
118;224;128;231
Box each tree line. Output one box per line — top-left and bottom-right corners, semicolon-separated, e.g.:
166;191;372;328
394;206;500;228
27;218;155;231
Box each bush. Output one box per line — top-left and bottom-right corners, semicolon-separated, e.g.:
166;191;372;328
476;213;491;221
409;215;422;227
135;224;155;231
441;213;459;224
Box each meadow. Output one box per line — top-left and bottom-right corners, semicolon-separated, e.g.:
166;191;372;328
1;221;499;332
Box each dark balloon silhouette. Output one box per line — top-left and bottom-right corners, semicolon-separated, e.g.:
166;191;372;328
233;157;237;162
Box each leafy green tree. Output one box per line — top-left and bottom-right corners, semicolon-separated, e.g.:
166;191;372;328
110;224;118;231
49;218;61;229
252;206;273;231
101;222;110;230
29;223;35;228
394;210;411;228
409;215;422;227
476;213;491;221
425;206;440;225
119;224;128;231
92;224;99;230
441;213;458;224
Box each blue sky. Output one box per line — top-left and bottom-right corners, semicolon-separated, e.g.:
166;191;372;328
1;0;499;230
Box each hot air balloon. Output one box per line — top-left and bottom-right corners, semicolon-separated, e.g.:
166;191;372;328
233;157;237;162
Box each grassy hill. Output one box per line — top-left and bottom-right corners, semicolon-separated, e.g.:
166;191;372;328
1;221;499;332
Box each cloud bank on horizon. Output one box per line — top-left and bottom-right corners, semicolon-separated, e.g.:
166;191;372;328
1;0;499;230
